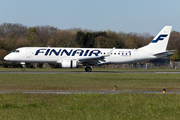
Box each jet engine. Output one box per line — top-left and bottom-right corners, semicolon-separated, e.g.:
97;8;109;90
61;60;78;68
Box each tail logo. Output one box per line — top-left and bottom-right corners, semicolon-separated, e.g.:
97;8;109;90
151;34;168;43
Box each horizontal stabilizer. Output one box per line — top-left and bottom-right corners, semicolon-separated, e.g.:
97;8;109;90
153;50;174;56
153;51;168;56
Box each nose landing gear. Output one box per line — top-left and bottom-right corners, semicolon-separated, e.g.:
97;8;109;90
21;67;25;71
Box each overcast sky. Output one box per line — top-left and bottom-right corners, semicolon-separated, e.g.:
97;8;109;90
0;0;180;36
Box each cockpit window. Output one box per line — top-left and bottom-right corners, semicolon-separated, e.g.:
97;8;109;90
12;50;20;53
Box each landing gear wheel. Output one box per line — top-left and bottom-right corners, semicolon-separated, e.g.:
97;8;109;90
85;67;92;72
21;67;25;71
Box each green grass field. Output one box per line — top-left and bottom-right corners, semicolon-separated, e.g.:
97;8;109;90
1;93;180;120
0;71;180;91
0;68;180;119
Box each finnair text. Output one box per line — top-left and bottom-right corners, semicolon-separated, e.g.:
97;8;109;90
35;49;101;56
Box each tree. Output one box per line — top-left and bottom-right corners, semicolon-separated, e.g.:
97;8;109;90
0;23;27;39
106;30;125;48
125;36;141;49
0;49;7;61
167;31;180;57
138;33;153;46
94;36;116;48
0;41;5;49
75;31;87;47
75;31;107;48
16;37;30;48
48;30;78;47
27;27;38;46
0;23;28;51
3;33;17;51
170;49;180;60
36;26;58;46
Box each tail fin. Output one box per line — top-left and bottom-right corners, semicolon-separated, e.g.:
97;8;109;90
138;26;172;51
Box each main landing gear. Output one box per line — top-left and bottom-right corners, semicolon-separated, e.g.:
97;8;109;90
85;66;92;72
21;62;25;71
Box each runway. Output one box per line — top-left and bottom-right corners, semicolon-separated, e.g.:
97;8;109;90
1;71;180;74
0;91;180;94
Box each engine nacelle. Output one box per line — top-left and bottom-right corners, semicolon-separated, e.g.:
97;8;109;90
61;60;78;68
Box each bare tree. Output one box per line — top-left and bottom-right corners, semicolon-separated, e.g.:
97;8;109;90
0;23;28;39
3;33;17;51
48;30;78;47
167;31;180;57
16;37;30;48
36;26;58;46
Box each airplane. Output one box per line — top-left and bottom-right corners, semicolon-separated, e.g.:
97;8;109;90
4;26;172;72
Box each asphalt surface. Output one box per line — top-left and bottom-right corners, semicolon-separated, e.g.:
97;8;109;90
1;71;180;74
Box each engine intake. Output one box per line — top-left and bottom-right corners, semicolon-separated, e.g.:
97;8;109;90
61;60;78;68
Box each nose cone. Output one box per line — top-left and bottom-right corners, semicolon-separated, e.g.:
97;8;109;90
4;54;10;61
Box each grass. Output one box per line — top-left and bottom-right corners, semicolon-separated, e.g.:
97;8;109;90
0;72;180;91
0;68;180;119
0;93;180;120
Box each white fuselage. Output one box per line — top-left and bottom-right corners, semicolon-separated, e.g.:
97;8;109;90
4;47;163;65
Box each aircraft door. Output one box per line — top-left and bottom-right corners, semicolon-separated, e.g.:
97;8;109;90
26;48;31;58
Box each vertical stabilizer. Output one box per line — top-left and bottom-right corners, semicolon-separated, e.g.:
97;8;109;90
138;26;172;52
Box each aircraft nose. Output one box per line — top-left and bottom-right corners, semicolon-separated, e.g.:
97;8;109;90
4;55;10;61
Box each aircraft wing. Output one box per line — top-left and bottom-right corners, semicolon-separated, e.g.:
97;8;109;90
78;47;115;66
56;47;115;66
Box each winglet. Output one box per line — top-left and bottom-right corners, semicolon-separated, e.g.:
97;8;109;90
107;47;115;56
102;47;115;57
